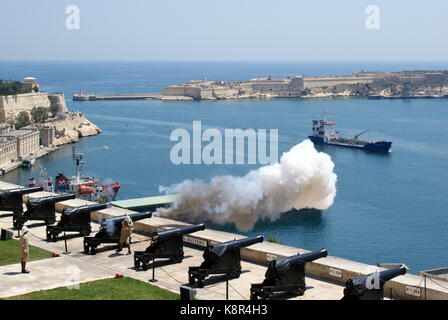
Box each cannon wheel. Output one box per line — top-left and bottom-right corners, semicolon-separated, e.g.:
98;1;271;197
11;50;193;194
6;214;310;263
172;255;183;264
80;229;90;237
134;259;141;269
142;262;148;271
51;234;58;242
83;243;90;254
46;232;52;240
296;288;305;296
197;279;204;288
90;247;97;255
188;274;196;285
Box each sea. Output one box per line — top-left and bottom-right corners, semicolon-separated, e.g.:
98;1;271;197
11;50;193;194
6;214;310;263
0;60;447;273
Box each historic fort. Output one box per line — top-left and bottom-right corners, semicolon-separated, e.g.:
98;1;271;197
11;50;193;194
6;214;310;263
74;70;448;101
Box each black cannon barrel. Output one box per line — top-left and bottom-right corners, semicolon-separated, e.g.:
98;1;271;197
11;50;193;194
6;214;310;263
270;249;328;275
154;223;205;241
101;211;152;226
379;265;407;282
4;186;44;196
10;186;44;195
207;235;264;259
28;193;76;206
218;235;264;249
63;202;111;216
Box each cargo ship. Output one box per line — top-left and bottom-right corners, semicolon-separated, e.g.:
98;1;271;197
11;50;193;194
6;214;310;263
308;114;392;152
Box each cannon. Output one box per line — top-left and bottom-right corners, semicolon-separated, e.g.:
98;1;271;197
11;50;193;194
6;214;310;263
134;223;206;270
250;248;328;300
341;265;407;300
13;193;76;229
83;211;152;254
188;235;264;288
0;186;43;216
46;203;110;241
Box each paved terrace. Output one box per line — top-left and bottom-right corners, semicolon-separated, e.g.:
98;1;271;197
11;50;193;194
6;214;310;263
1;181;447;300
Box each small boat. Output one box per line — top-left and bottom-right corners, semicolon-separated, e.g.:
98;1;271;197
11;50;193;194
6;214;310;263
21;157;36;168
102;145;109;151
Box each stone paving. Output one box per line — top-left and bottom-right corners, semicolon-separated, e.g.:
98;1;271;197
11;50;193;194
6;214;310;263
0;214;344;300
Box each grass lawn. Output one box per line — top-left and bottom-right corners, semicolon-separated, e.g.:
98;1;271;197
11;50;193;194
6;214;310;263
0;239;53;266
5;277;180;300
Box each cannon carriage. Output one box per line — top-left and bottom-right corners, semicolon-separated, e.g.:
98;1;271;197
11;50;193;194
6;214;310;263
134;223;205;270
188;235;264;288
13;193;76;229
250;248;328;300
46;203;110;241
83;211;152;254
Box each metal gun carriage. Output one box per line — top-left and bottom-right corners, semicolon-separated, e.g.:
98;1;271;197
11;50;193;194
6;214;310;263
250;248;328;300
46;203;110;241
188;235;264;288
13;193;76;229
83;211;152;254
341;264;407;300
134;223;205;270
0;186;43;216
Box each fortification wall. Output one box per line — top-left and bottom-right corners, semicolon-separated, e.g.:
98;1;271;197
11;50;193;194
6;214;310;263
0;92;51;123
304;76;374;89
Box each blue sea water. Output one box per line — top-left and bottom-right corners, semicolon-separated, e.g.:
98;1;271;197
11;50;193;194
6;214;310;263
0;61;447;273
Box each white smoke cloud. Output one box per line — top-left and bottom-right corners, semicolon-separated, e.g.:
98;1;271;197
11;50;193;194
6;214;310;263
158;140;337;231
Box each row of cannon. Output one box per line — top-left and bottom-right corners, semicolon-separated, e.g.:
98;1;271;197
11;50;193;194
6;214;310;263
0;186;407;300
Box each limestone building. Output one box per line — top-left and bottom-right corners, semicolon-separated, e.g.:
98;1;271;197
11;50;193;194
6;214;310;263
0;129;40;159
0;137;18;167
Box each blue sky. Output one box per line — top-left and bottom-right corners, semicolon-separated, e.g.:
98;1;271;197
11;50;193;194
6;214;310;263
0;0;447;61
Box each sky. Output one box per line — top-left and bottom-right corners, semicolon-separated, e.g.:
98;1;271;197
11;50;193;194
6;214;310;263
0;0;447;61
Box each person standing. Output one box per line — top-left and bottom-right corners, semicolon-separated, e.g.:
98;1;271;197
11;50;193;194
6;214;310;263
19;226;30;273
116;215;134;254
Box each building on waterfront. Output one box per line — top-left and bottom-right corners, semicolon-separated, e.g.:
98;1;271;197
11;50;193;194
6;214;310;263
0;137;18;167
0;129;40;159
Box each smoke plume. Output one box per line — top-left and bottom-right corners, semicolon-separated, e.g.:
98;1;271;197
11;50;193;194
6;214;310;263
158;140;337;231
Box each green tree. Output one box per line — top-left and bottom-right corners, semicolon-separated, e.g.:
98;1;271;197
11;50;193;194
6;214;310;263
16;112;31;129
31;106;50;123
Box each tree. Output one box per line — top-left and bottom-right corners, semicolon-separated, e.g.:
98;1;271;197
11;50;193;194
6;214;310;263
31;106;50;123
16;112;31;129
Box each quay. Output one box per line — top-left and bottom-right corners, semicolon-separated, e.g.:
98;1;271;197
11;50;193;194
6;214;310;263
73;93;193;101
1;180;448;300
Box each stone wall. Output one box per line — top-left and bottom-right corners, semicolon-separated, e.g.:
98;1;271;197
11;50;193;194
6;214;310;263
50;113;101;146
0;92;51;123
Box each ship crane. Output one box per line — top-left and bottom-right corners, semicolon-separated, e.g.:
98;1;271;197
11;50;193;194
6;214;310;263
353;129;369;140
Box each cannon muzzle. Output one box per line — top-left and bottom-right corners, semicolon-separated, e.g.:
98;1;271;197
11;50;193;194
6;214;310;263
154;223;205;241
63;202;110;216
379;265;407;282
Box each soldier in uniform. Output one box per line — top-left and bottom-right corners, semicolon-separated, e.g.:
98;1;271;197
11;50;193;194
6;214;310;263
116;215;134;254
19;226;30;273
